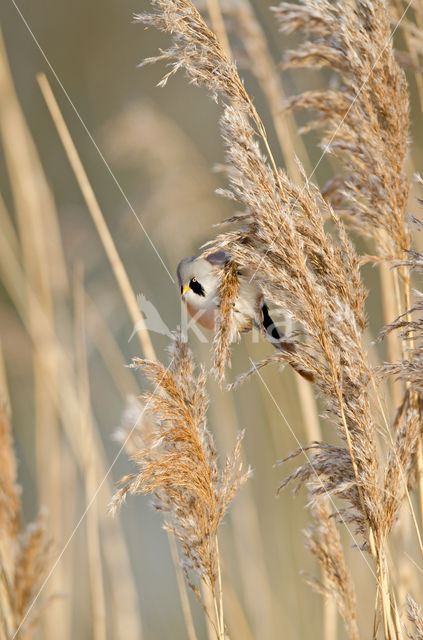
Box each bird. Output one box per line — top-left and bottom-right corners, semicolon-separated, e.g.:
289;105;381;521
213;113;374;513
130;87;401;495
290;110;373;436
177;251;314;382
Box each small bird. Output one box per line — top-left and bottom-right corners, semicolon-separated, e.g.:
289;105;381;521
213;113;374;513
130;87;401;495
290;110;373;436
177;251;314;382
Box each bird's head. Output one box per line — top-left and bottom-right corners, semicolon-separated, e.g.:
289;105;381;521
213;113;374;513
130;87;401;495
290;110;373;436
176;251;227;305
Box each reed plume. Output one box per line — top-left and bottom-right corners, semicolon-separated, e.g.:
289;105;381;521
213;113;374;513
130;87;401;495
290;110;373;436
304;498;359;640
135;0;421;635
212;260;240;383
113;394;156;456
273;0;410;261
214;105;382;548
380;238;423;391
137;0;388;616
407;595;423;639
111;332;250;638
135;0;249;108
378;244;423;533
0;400;52;640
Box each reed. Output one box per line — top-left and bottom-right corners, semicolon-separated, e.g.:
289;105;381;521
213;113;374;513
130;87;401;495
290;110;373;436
111;332;251;639
135;0;423;636
0;400;52;640
0;28;143;640
2;0;423;637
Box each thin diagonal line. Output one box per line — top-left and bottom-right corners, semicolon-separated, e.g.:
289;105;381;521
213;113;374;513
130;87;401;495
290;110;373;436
249;0;413;284
11;358;174;639
404;552;423;576
9;0;175;284
249;358;377;580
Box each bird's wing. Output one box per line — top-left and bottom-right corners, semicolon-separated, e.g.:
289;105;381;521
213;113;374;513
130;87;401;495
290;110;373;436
204;250;228;266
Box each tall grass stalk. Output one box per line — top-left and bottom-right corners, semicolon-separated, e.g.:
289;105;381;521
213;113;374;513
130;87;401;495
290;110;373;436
37;73;156;363
74;266;107;640
37;72;201;639
0;37;143;638
134;0;423;636
0;29;69;637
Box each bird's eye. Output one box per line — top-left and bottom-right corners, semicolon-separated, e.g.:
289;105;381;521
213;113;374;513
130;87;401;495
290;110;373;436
191;277;197;283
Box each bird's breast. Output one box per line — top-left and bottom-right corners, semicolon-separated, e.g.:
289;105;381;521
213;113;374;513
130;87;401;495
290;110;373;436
185;300;216;330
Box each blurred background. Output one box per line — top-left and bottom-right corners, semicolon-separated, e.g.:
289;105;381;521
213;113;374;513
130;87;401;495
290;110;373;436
0;0;423;638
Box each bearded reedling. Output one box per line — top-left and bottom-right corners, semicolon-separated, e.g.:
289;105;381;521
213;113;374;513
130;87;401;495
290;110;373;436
177;251;315;382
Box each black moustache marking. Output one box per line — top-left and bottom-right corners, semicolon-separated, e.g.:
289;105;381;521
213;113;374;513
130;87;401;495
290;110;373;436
262;303;283;342
190;279;205;297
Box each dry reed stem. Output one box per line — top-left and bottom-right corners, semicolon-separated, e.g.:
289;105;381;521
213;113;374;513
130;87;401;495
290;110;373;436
208;384;277;638
73;267;107;640
295;375;321;442
37;73;156;362
0;173;143;640
0;30;72;638
222;0;311;182
323;595;337;640
379;264;404;408
37;87;202;631
304;498;359;640
168;532;199;640
201;582;218;640
0;38;145;636
392;0;423;110
0;340;10;419
206;0;232;57
37;74;185;630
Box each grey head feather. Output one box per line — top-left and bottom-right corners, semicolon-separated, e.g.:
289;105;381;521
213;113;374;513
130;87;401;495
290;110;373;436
176;256;196;287
176;251;228;287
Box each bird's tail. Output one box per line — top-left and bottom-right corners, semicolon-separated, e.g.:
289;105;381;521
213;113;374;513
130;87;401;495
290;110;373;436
261;304;315;383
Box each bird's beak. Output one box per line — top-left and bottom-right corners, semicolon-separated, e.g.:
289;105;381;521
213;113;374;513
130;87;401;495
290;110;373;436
182;285;190;296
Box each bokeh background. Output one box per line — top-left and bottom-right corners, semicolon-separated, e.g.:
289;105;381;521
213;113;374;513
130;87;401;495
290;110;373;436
1;0;423;638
